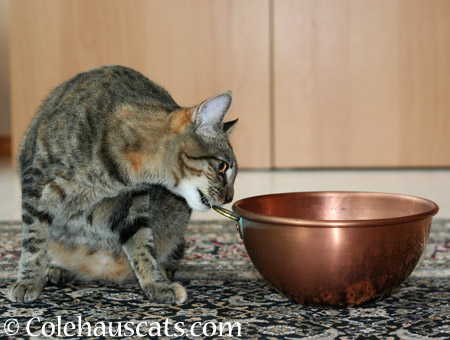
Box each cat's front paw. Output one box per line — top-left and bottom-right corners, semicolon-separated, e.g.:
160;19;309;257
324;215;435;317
47;266;74;286
143;282;187;304
8;281;44;303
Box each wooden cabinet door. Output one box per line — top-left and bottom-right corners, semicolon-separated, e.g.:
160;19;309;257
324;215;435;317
273;0;450;168
10;0;270;168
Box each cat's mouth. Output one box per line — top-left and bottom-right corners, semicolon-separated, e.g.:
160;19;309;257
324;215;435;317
197;189;212;209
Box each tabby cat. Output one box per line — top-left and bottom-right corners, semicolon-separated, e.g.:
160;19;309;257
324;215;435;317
8;65;237;304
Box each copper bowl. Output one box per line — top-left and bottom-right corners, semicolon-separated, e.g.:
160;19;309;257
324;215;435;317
214;191;439;307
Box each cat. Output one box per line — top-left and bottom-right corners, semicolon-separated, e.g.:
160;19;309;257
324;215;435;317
7;65;237;304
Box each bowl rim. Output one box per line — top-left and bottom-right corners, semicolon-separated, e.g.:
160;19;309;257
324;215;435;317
232;191;439;227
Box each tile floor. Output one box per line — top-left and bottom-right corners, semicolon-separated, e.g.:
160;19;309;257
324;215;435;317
1;156;448;221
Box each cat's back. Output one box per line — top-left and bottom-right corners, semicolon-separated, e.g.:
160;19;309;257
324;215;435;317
19;66;179;174
29;65;178;123
77;65;178;108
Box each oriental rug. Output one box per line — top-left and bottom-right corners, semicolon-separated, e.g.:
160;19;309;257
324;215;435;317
0;220;449;339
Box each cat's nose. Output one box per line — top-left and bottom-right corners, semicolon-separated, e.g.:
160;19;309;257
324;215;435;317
224;188;234;204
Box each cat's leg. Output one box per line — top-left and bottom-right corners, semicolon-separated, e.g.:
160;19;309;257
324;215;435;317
8;199;52;302
149;186;190;282
122;227;187;304
8;172;68;302
114;192;187;304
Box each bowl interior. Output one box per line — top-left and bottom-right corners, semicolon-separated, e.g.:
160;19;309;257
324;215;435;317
234;192;438;225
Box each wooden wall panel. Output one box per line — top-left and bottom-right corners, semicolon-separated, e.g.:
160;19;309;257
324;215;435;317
0;0;10;138
11;0;450;168
273;0;450;167
10;0;270;168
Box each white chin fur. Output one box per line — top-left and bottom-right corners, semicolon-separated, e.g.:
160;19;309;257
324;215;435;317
172;181;210;212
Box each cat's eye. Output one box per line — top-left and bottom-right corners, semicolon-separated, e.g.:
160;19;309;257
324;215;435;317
218;160;228;174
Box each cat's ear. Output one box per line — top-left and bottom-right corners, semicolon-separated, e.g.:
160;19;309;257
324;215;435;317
192;92;232;135
223;118;238;134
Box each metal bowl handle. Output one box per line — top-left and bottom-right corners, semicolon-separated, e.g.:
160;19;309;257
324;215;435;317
212;205;240;222
212;205;244;239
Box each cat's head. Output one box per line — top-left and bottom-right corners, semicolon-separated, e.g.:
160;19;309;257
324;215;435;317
169;92;238;212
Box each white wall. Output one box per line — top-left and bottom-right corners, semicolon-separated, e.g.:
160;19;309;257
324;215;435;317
0;0;10;136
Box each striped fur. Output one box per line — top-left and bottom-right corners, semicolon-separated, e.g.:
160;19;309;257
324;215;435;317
8;66;237;304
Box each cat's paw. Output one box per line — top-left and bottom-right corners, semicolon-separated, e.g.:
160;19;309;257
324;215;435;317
8;281;43;303
143;282;187;304
47;266;74;286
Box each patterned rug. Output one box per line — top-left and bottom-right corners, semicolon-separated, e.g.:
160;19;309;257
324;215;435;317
0;219;449;340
